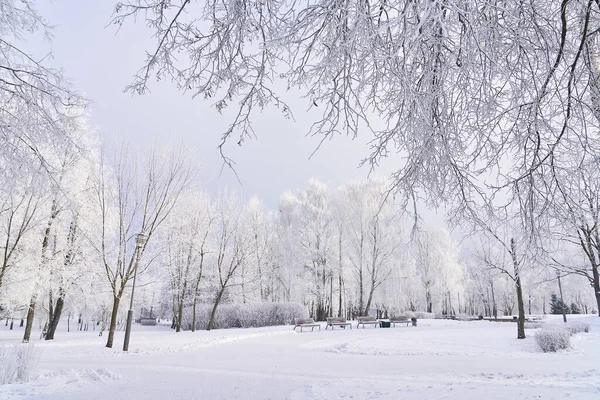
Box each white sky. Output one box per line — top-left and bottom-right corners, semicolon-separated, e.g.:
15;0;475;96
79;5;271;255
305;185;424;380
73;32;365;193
31;0;447;226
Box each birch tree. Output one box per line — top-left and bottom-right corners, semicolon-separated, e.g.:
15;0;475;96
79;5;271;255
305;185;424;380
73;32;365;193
164;192;214;332
295;179;334;321
207;192;252;330
552;159;600;316
91;144;195;348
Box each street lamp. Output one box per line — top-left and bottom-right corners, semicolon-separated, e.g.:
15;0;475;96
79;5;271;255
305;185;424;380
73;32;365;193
556;269;567;323
123;233;147;351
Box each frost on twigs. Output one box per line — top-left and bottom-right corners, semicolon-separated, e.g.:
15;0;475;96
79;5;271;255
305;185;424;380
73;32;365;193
0;343;40;384
183;302;308;331
566;321;590;335
535;325;570;353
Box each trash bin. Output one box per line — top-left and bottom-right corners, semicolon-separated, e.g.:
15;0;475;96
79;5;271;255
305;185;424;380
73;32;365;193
411;317;417;327
380;321;391;328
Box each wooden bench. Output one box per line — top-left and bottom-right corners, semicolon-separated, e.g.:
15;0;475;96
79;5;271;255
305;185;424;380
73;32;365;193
357;316;380;328
389;316;412;327
293;318;321;332
326;317;352;330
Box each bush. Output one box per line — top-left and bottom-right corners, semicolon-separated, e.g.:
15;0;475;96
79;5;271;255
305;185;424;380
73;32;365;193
566;321;590;335
182;302;309;331
455;313;474;321
401;311;435;319
524;321;544;329
0;343;39;384
535;325;570;353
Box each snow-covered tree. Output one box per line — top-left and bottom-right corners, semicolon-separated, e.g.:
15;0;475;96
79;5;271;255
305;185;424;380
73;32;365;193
90;143;195;348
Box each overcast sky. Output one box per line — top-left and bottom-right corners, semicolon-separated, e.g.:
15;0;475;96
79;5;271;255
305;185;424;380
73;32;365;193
30;0;446;225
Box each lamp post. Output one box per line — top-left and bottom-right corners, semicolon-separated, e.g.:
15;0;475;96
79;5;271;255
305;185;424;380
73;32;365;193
556;270;567;323
123;233;147;351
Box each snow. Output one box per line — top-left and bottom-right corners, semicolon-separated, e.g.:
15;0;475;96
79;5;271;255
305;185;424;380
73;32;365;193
1;316;599;399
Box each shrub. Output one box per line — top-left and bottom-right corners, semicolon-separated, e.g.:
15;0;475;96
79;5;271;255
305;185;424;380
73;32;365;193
524;321;544;329
535;325;570;353
566;321;590;335
400;311;435;319
455;313;474;321
182;302;309;331
0;343;39;384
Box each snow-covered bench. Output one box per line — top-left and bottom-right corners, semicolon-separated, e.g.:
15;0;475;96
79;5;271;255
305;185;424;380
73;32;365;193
294;318;321;332
390;316;413;327
357;316;380;328
326;317;352;330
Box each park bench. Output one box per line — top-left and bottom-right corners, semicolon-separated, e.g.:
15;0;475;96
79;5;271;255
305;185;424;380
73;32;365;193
326;317;352;330
356;316;380;328
294;317;321;332
389;316;413;327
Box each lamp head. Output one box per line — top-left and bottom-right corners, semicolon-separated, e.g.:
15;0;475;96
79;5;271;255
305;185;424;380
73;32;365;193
135;233;147;248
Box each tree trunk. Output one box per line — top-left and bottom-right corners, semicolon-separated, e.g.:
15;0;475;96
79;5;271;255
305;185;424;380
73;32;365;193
45;296;64;340
105;295;121;348
191;252;205;333
511;238;526;339
191;292;198;332
592;262;600;317
22;295;37;342
337;273;343;318
515;274;526;339
338;230;343;317
364;279;376;316
490;281;497;319
426;289;432;313
176;297;184;333
207;286;226;330
358;269;364;316
329;273;333;317
48;288;53;324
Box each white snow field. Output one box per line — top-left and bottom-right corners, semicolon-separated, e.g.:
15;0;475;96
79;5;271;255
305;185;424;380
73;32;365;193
1;316;599;399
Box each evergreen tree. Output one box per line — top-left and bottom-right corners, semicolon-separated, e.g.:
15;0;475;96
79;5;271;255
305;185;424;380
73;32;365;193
550;294;568;315
570;303;580;315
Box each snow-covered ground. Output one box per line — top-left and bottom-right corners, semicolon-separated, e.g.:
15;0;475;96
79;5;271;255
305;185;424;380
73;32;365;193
1;315;599;399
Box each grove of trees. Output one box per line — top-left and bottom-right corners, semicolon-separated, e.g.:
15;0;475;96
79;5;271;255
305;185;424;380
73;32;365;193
0;0;599;345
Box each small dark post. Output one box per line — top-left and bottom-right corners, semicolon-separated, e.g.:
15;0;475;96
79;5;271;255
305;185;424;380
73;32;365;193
557;271;567;323
123;233;147;352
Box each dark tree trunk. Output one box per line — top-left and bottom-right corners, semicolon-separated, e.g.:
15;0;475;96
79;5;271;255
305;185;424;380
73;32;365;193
491;281;497;319
515;275;526;339
22;295;37;342
176;297;184;333
191;294;198;332
338;274;343;318
191;253;204;333
426;289;433;313
48;288;54;324
207;286;226;330
364;281;376;317
592;263;600;317
315;302;327;322
329;275;333;317
19;318;23;327
45;296;64;340
105;295;121;348
511;238;526;339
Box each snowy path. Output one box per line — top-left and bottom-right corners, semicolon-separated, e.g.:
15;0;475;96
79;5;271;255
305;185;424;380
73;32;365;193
1;316;599;399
